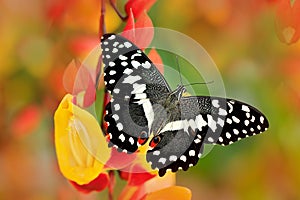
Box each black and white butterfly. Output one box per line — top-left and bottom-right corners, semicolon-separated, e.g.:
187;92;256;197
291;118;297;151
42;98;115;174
100;33;269;177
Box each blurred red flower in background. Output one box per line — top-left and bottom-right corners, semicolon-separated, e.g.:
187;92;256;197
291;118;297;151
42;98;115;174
275;0;300;44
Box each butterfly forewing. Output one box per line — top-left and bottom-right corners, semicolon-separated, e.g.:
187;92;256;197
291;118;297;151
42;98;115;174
180;96;269;145
101;34;171;153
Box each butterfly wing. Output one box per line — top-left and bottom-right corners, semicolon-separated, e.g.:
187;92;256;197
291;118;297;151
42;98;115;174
180;96;269;145
146;128;205;177
147;96;269;176
101;34;171;153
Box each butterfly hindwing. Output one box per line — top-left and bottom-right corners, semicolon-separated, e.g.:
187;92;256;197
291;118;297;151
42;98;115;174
146;125;205;177
101;34;171;153
146;95;269;176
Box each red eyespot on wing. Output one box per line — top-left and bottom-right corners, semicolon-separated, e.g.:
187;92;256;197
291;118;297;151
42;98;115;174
149;136;161;148
137;131;148;145
105;133;110;142
138;137;147;145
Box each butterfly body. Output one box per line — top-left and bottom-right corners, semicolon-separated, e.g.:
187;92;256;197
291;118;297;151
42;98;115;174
101;33;269;176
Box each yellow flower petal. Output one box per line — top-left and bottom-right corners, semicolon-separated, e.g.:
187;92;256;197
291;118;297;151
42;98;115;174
144;186;192;200
144;172;176;194
54;94;111;185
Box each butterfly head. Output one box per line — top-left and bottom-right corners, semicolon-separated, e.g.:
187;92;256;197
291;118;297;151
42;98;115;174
168;85;186;101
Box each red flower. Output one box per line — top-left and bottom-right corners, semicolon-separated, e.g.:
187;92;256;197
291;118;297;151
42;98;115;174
10;105;41;137
125;0;157;19
122;9;154;49
275;0;300;44
63;60;96;107
70;173;110;194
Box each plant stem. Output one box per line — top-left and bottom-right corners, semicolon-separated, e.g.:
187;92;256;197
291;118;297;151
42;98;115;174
99;0;106;39
109;0;128;21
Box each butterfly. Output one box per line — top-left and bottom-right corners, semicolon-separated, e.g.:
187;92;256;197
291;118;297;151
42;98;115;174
100;33;269;177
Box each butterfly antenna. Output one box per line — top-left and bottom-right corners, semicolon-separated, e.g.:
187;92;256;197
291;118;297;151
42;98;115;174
175;55;184;85
183;80;214;87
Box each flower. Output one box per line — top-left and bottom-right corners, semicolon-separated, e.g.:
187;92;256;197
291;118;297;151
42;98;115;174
119;172;192;200
54;94;110;185
275;0;300;44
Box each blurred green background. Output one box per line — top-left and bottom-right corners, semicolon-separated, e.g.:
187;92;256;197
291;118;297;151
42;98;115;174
1;0;300;199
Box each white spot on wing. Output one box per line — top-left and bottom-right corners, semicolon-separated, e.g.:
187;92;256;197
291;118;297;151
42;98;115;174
131;53;142;60
194;138;201;144
257;125;261;130
113;42;119;47
233;129;239;135
218;137;223;142
119;134;125;142
180;155;187;162
160;120;184;133
131;83;146;94
227;102;233;113
114;104;120;111
195;115;207;131
244;120;249;126
124;41;132;48
109;70;116;75
134;93;147;99
260;116;264;124
226;132;231;139
112;114;119;121
121;61;128;66
207;114;217;132
123;68;133;75
218;108;227;116
188;119;197;131
119;55;127;60
108;35;116;40
142;99;154;130
208;137;214;142
217;118;224;127
232;116;240;123
189;150;195;156
113;88;120;94
242;105;250;112
117;123;123;131
251;116;255;122
131;60;141;68
246;113;251;118
112;48;118;53
158;157;166;165
129;137;134;145
123;75;141;84
142;61;151;69
169;155;177;161
212;99;220;108
226;118;232;124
